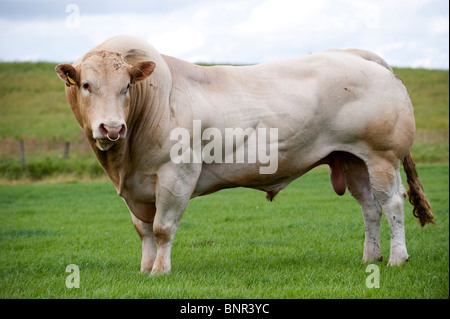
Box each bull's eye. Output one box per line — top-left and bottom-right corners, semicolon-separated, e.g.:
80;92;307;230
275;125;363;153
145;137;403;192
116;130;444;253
125;83;131;94
82;82;91;92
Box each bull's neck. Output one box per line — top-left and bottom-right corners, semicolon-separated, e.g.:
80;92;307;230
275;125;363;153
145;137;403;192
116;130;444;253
128;80;170;150
93;143;126;191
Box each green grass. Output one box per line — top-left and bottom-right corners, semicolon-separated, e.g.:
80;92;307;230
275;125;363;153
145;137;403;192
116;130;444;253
393;68;449;131
393;68;449;164
0;165;447;298
0;62;80;141
0;62;101;182
0;156;103;181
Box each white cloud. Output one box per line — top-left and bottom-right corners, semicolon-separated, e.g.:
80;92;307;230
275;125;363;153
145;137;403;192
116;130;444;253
412;57;434;68
0;0;448;69
149;26;206;57
430;16;449;35
240;0;327;34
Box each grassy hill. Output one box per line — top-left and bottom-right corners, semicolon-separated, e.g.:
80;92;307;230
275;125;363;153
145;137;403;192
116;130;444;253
0;62;448;181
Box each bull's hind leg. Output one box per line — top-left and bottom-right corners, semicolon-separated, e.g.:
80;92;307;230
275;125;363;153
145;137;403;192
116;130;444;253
367;158;409;266
345;155;383;262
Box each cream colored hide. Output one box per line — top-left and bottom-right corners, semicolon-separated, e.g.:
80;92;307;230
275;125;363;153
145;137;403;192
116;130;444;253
55;36;433;274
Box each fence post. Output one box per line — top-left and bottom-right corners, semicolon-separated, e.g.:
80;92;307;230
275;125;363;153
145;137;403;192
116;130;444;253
19;140;25;170
64;141;70;160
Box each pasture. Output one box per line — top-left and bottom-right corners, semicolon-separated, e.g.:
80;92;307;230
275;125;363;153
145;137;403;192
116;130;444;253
0;62;448;299
0;165;448;298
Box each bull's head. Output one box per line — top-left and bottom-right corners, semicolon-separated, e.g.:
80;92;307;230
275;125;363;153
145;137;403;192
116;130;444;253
55;50;155;151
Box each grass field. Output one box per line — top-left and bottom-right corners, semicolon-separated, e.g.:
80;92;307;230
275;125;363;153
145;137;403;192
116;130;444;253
0;165;448;299
0;62;448;299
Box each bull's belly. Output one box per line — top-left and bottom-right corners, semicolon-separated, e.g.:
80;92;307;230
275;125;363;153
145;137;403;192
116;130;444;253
191;147;330;198
192;146;360;200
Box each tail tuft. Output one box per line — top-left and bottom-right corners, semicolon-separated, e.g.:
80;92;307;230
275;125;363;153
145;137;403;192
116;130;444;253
403;152;435;227
265;190;279;202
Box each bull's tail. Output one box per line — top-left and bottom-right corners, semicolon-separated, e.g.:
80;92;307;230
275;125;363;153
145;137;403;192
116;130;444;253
402;152;435;227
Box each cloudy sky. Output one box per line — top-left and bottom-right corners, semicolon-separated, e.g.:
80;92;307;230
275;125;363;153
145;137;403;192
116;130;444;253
0;0;448;68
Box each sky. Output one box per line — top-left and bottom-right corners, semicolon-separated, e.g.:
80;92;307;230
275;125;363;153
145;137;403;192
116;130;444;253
0;0;448;69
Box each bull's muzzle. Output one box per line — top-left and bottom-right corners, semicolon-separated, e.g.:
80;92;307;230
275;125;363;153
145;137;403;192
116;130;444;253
92;121;127;151
100;124;126;142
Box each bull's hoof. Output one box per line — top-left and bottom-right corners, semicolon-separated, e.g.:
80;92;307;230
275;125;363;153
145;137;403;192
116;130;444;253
151;269;171;275
363;256;383;262
387;255;410;267
139;260;155;274
151;262;171;275
363;252;383;263
139;267;152;274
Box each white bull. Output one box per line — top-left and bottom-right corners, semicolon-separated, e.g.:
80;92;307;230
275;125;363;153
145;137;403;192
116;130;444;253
56;35;434;274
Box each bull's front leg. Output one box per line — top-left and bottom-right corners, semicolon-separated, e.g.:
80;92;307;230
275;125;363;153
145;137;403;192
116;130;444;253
125;201;157;273
130;213;156;273
151;162;201;275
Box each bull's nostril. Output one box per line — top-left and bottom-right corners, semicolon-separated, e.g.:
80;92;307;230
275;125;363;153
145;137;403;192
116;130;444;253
99;124;108;136
118;124;126;135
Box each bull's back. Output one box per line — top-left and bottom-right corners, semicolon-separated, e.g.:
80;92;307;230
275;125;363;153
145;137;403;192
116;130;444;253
201;49;414;152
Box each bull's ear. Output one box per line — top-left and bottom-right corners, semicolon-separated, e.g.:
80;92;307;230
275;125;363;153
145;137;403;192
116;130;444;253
130;61;155;84
55;64;80;87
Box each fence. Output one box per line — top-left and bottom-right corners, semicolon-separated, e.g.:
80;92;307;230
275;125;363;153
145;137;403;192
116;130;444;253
18;140;72;169
0;138;102;180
